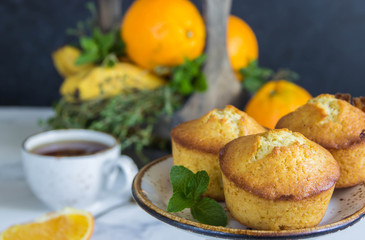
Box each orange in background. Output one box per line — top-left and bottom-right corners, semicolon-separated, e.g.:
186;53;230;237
121;0;206;71
245;80;312;129
227;15;258;79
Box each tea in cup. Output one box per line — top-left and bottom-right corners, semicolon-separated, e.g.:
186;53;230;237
21;129;138;210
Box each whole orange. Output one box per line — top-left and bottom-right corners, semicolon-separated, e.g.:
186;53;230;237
227;15;258;77
245;80;312;129
121;0;205;70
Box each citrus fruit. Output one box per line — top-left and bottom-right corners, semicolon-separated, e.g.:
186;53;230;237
245;80;312;129
227;15;258;79
60;62;166;102
0;208;94;240
121;0;206;70
52;46;94;78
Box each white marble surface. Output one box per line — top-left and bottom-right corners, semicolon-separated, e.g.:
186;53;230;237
0;107;363;240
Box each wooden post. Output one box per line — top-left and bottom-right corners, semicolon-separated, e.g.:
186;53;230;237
97;0;122;32
173;0;243;125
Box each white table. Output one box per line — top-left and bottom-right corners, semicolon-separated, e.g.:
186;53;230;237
0;107;363;240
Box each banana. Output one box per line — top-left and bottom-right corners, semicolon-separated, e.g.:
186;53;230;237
52;46;94;77
60;62;167;102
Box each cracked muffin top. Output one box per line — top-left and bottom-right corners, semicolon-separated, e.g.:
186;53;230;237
171;105;266;154
276;94;365;149
219;129;340;200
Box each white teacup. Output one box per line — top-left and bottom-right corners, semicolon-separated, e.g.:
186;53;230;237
21;129;138;211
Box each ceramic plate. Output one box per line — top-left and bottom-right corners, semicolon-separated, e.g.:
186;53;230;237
132;156;365;239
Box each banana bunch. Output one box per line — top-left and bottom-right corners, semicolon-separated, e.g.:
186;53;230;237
52;46;166;102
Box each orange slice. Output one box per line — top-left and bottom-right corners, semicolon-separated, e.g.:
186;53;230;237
0;208;94;240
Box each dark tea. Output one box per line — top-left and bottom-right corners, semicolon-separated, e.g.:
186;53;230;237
31;141;109;157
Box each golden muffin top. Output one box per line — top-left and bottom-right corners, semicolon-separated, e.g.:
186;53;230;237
171;105;266;154
219;129;340;201
276;94;365;149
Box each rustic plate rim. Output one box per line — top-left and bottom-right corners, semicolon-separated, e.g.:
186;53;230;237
132;155;365;239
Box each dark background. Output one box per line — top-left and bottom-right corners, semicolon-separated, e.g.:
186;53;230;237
1;0;365;106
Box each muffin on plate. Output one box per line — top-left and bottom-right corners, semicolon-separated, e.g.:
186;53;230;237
219;129;340;230
276;94;365;188
171;105;266;201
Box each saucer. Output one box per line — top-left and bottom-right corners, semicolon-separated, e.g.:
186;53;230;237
132;156;365;239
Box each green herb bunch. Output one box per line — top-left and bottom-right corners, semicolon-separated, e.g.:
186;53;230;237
167;166;227;226
66;2;125;67
45;86;182;160
169;55;207;95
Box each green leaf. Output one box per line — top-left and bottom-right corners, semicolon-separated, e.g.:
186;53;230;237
170;54;207;95
74;29;126;66
165;165;227;226
192;73;207;92
80;37;98;51
65;3;127;66
239;60;273;94
167;192;195;212
93;28;115;58
111;30;126;57
190;197;227;226
194;54;206;66
240;61;300;94
75;52;99;65
242;76;265;94
76;37;100;65
169;165;194;194
179;78;193;95
187;171;209;201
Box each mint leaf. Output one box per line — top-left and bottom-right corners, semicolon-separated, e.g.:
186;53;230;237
110;30;125;57
242;76;266;94
240;61;299;94
192;73;207;92
93;28;115;58
179;78;193;95
80;37;98;52
170;165;194;194
170;55;207;95
75;37;100;65
75;52;99;65
167;166;227;227
167;192;195;212
191;197;227;226
75;30;126;66
187;171;209;201
240;60;273;94
66;2;126;66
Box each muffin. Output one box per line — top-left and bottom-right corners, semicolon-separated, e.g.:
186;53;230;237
276;94;365;188
171;105;266;201
219;129;340;230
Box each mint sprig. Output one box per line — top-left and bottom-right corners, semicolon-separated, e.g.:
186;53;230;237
75;28;125;66
167;166;227;227
65;2;125;67
240;60;300;94
169;55;207;96
240;60;273;94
